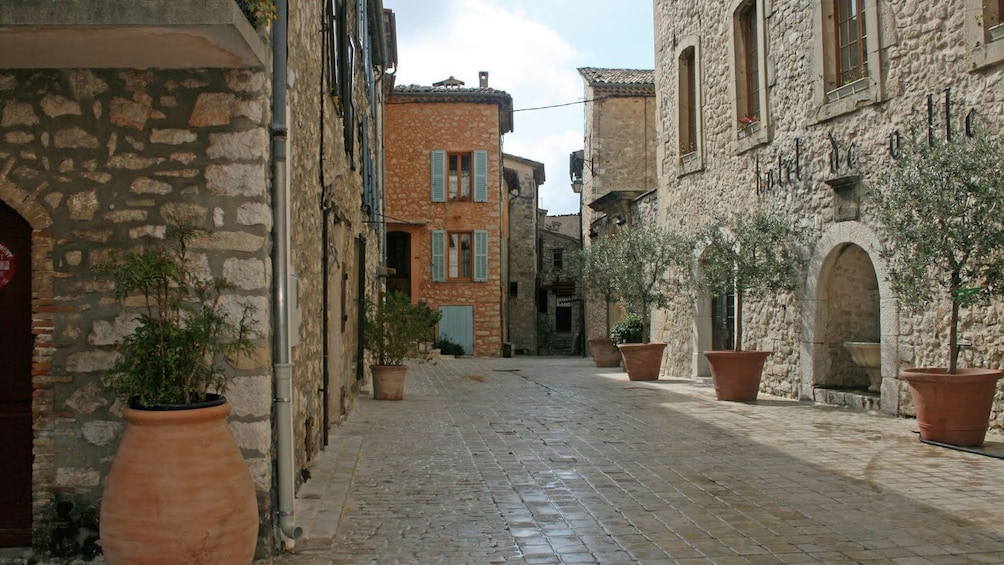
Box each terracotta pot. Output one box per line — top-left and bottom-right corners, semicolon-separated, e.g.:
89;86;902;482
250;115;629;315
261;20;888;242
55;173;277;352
618;343;667;381
588;337;621;367
901;367;1003;447
372;364;408;400
100;398;259;565
704;351;771;401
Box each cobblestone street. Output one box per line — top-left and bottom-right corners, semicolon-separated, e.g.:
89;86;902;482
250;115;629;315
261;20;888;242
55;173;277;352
280;356;1004;564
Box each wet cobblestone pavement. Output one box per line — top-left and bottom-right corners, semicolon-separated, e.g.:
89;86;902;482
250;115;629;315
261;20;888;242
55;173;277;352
279;356;1004;564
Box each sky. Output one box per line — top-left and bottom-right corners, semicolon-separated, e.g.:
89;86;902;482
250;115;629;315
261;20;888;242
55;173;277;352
382;0;655;216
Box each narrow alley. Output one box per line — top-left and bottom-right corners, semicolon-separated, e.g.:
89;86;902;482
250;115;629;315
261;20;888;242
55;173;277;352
279;357;1004;564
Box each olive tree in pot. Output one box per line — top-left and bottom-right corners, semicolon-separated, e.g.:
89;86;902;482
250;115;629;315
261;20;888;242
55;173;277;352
364;291;441;400
580;235;622;367
608;225;692;381
698;211;806;401
94;225;260;565
874;128;1004;447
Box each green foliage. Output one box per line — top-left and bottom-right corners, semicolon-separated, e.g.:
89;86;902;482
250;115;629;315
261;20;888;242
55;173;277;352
364;291;441;365
874;130;1004;372
94;225;258;407
433;337;466;356
610;313;644;346
236;0;277;27
607;225;693;343
697;211;806;351
579;234;621;336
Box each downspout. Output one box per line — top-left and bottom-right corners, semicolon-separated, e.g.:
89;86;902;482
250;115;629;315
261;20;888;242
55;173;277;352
271;0;302;543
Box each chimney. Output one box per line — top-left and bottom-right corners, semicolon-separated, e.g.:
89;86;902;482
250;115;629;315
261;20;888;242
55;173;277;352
479;71;489;88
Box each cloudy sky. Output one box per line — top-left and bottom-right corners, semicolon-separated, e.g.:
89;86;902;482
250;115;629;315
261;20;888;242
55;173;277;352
382;0;655;215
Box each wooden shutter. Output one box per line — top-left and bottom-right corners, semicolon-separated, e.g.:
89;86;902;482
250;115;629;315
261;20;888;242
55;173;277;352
431;150;446;202
431;230;446;282
474;230;488;282
473;150;488;202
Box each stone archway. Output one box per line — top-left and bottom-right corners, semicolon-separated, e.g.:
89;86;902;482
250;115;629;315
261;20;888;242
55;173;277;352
800;222;901;414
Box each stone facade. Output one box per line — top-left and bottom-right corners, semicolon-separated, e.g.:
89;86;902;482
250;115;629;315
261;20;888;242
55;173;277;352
0;0;391;559
537;215;583;356
384;80;513;357
652;0;1004;427
576;68;657;343
503;153;545;356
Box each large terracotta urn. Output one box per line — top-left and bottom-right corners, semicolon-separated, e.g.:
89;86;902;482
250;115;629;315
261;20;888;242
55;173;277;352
588;337;621;367
100;397;259;565
704;351;771;401
371;364;408;400
618;343;667;381
901;367;1004;447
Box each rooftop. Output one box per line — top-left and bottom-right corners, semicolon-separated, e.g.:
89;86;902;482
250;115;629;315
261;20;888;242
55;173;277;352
578;67;655;96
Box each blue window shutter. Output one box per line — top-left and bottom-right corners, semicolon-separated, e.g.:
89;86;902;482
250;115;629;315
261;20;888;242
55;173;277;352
431;150;446;202
474;230;488;282
473;150;488;202
431;230;446;282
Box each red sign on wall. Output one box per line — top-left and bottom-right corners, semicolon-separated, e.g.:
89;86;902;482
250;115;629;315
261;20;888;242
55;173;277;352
0;242;14;290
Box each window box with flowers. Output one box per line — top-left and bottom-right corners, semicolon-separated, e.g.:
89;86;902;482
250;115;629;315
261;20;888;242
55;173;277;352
736;115;761;140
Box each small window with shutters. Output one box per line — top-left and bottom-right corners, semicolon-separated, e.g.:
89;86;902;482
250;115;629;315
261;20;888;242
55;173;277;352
431;230;488;282
431;150;488;203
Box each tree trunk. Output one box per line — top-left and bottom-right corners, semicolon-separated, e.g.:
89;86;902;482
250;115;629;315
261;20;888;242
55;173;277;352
734;292;744;352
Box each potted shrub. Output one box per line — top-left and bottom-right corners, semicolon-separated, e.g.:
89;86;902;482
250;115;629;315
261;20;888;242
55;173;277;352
94;225;260;565
698;211;806;401
364;290;441;400
580;235;622;367
608;225;692;381
874;128;1004;447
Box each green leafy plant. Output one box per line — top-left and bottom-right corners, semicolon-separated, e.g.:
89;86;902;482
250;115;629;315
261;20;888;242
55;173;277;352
433;337;465;357
95;225;258;407
236;0;277;28
874;129;1004;373
610;313;644;346
364;291;441;366
579;234;620;337
608;225;693;344
697;211;806;352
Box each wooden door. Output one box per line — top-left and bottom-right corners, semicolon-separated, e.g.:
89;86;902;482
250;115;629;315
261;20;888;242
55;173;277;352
0;200;32;546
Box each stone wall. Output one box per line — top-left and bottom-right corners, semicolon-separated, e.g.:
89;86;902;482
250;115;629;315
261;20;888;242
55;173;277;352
504;156;540;355
538;229;582;355
0;67;275;556
385;100;506;356
652;0;1004;425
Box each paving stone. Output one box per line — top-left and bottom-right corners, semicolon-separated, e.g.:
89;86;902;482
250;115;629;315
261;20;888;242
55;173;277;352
276;357;1004;564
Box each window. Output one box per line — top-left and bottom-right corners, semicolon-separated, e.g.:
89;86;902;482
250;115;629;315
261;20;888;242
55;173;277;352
676;36;703;175
448;232;472;279
835;0;867;86
552;249;564;269
448;153;471;201
431;150;488;202
813;0;881;121
731;0;768;150
431;230;488;282
966;0;1004;69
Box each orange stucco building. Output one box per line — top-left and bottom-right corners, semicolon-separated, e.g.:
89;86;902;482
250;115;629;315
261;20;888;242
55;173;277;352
384;74;513;356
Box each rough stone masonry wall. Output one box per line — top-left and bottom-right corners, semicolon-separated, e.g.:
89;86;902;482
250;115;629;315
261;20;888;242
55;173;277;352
0;68;274;556
385;101;504;356
506;161;538;355
652;0;1004;427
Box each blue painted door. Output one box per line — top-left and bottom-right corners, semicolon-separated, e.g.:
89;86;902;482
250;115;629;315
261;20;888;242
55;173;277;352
438;305;474;355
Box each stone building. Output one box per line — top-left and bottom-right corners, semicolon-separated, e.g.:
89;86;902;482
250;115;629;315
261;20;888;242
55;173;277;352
0;0;394;559
384;73;513;357
573;67;657;345
537;213;583;356
652;0;1004;427
503;153;545;356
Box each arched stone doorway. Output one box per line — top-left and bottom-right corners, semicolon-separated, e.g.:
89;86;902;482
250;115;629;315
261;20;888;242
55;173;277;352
386;231;411;297
692;245;736;379
801;222;900;414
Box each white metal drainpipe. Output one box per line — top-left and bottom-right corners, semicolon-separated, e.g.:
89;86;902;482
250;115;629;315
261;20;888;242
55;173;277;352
271;0;302;544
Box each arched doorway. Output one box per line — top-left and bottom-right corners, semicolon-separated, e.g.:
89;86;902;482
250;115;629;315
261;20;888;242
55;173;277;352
386;231;411;297
693;246;736;379
0;200;33;546
819;243;880;390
